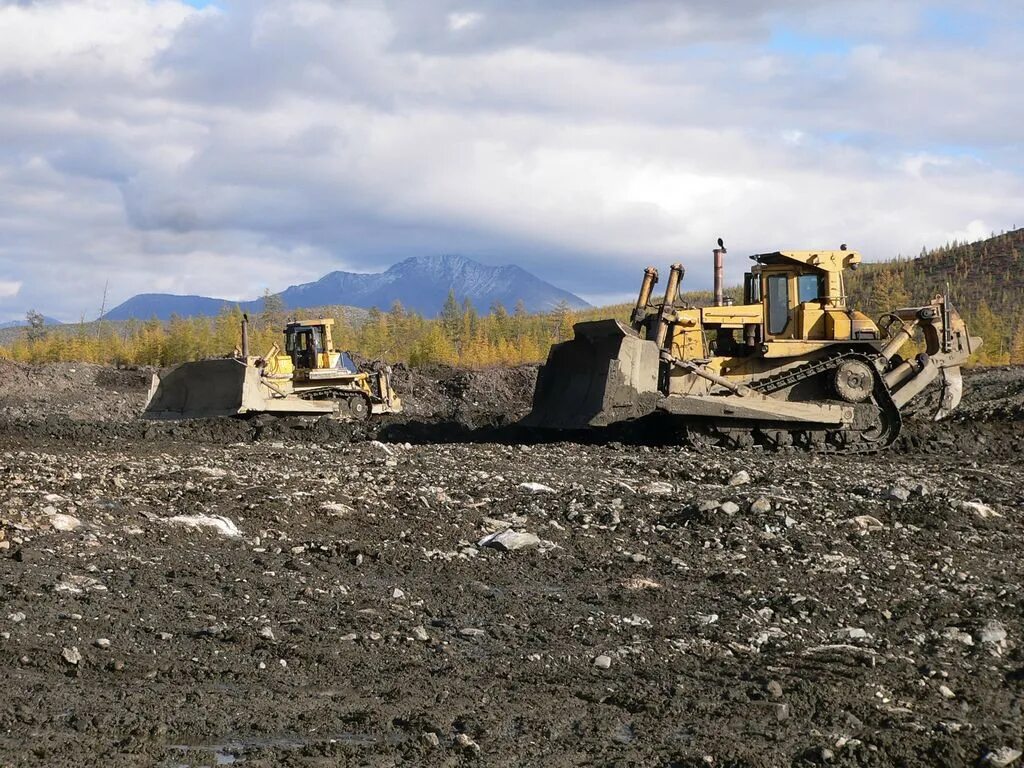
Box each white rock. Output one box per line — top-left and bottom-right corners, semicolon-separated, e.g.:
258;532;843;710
719;501;740;515
259;626;276;641
938;684;956;699
836;627;869;640
885;486;911;502
421;732;440;748
749;497;772;514
412;626;430;642
54;575;106;593
8;612;25;624
593;654;612;669
320;502;354;516
728;470;751;486
519;482;555;494
478;529;541;551
697;613;719;625
164;514;241;537
985;747;1023;768
961;500;1000;519
942;627;974;646
459;627;485;639
188;466;228;478
622;577;661;590
369;440;394;455
978;620;1008;649
640;481;674;496
94;638;111;649
50;514;82;532
61;646;82;665
849;515;884;531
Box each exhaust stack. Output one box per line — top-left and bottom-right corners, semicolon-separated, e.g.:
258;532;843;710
713;238;726;307
241;314;250;358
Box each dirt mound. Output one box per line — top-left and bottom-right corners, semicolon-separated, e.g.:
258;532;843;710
0;360;152;422
902;366;1024;423
389;363;537;423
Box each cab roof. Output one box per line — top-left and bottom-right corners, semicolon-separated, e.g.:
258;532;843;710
750;250;861;272
284;318;334;329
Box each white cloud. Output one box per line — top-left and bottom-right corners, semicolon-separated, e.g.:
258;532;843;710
0;0;195;77
447;11;482;32
0;280;22;299
0;0;1021;322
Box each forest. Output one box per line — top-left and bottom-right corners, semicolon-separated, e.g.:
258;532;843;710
2;229;1021;368
845;227;1024;365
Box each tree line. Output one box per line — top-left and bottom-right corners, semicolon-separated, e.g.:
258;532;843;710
3;229;1021;368
845;228;1024;365
0;291;610;368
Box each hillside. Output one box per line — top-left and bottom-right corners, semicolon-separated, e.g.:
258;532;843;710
101;254;590;321
0;315;62;330
846;228;1024;363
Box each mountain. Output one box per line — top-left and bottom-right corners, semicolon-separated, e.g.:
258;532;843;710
0;316;62;329
100;294;248;322
102;254;590;321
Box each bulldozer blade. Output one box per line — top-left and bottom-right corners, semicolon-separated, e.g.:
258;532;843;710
144;358;336;420
144;358;262;419
934;365;963;422
525;319;661;429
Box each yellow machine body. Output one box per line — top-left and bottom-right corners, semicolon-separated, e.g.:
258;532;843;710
530;247;981;451
144;317;402;421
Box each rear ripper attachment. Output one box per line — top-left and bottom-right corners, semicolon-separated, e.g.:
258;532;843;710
528;242;981;452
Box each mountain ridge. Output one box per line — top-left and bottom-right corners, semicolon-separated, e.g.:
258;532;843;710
102;254;589;321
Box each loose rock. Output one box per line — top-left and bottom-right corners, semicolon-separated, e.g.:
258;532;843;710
478;529;541;551
986;748;1023;767
728;470;751;486
519;482;555;494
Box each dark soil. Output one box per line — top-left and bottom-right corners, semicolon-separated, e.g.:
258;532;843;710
1;363;1022;767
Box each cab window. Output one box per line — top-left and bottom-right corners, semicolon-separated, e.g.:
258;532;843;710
798;274;825;303
744;273;761;304
767;274;789;335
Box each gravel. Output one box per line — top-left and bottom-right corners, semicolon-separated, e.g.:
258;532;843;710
0;362;1023;765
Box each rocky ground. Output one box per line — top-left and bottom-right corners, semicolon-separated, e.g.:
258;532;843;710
0;362;1022;767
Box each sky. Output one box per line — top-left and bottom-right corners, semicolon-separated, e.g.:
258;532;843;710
0;0;1022;321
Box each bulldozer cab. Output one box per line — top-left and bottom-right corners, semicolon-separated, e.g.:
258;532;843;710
283;319;336;371
746;250;872;343
284;324;322;371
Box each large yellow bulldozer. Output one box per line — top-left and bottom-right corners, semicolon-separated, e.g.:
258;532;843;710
144;317;402;420
529;243;980;451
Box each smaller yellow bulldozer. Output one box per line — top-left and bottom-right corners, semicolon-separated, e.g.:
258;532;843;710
144;317;402;420
529;242;981;452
